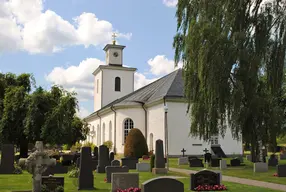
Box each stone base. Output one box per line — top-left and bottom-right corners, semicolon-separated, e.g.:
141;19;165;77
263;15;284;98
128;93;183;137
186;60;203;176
152;168;168;175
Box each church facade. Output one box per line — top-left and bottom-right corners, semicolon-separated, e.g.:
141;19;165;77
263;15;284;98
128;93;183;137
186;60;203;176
83;41;243;156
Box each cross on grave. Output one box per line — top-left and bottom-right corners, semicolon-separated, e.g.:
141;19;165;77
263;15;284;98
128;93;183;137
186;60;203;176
181;148;186;157
203;148;209;154
24;141;56;192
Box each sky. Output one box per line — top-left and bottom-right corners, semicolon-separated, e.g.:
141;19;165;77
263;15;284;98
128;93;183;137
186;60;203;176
0;0;181;118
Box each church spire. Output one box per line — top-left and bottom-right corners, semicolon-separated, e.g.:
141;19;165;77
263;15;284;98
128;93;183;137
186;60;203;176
112;32;117;45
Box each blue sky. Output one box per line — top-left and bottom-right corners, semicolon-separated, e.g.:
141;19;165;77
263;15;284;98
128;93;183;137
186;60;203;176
0;0;181;117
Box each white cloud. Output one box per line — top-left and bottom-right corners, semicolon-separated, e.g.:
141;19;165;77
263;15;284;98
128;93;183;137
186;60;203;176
134;72;157;90
77;106;90;118
147;55;182;76
0;0;132;53
163;0;177;7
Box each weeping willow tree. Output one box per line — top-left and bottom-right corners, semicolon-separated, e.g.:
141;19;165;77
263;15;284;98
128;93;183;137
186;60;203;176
174;0;286;162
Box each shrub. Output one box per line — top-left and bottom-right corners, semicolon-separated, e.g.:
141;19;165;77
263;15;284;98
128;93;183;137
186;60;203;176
70;142;82;152
103;140;113;150
124;128;148;158
150;155;155;172
68;167;79;178
83;142;95;151
13;164;23;174
62;144;69;151
55;186;64;192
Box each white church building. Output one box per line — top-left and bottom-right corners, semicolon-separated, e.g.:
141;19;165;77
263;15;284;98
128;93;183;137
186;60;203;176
83;40;243;156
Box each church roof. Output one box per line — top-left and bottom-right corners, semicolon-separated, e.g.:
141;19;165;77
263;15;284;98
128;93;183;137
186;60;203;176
85;68;184;119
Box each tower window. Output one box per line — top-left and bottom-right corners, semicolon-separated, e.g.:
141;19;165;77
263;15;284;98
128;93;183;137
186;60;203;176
123;118;134;143
115;77;121;92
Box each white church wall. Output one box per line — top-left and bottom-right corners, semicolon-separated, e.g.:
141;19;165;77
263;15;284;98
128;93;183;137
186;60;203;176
166;101;243;156
101;69;134;108
99;112;115;146
94;71;102;111
86;117;100;145
147;103;165;152
115;107;145;154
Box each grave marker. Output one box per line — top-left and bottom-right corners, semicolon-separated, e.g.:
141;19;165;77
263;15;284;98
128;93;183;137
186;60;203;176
142;177;184;192
190;170;220;190
0;144;15;174
106;166;129;183
277;165;286;177
254;162;268;172
111;173;139;192
78;147;94;190
42;175;64;192
181;148;186;157
97;145;109;173
152;139;167;174
111;160;120;166
136;162;150;172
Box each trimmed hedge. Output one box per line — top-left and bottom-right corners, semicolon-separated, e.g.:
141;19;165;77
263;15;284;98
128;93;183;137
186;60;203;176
124;128;148;158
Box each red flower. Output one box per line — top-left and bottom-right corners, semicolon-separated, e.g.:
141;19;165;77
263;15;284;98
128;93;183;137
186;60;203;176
104;178;107;183
273;173;278;177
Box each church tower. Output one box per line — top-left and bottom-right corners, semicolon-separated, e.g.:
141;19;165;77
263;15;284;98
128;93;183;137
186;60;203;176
93;33;137;111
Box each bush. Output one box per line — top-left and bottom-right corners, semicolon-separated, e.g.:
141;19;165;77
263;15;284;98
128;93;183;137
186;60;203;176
70;142;82;152
62;144;69;150
103;140;113;150
150;155;155;172
13;164;23;174
68;167;79;178
82;142;95;151
124;128;148;158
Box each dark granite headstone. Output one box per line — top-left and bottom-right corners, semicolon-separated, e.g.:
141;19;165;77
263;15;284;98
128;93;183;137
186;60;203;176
277;165;286;177
73;153;80;164
105;166;129;183
141;177;184;192
78;147;94;190
42;176;64;192
61;154;73;166
42;162;68;176
109;152;114;163
155;139;165;168
0;144;15;174
190;170;220;190
204;153;212;163
211;158;221;167
93;146;98;159
97;145;109;173
111;160;120;166
189;158;204;167
230;158;241;166
91;159;98;170
268;154;278;167
121;157;138;169
76;157;80;168
188;156;198;161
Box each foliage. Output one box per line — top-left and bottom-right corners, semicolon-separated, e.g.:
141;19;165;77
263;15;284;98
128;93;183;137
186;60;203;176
70;142;82;152
150;155;155;172
41;185;49;192
195;185;227;191
68;167;79;178
124;128;148;158
116;188;141;192
62;144;69;150
173;0;286;162
13;164;23;174
83;142;95;151
55;186;64;192
103;140;113;150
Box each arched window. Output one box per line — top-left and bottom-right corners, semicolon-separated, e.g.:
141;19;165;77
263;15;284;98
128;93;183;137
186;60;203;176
109;121;112;141
115;77;121;92
149;133;154;151
97;125;100;146
124;118;134;143
102;123;106;143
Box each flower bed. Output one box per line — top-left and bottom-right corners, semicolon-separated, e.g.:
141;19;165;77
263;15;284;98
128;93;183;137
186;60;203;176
116;187;141;192
194;184;227;191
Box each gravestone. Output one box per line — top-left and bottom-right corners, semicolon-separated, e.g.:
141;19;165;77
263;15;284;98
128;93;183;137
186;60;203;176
181;148;186;157
97;145;109;173
42;162;68;176
268;154;278;167
277;165;286;177
136;162;150;172
220;160;227;170
211;158;221;167
230;158;241;166
111;173;139;192
189;158;204;167
0;144;15;174
280;153;286;160
25;141;56;192
204;153;212;164
78;147;94;190
42;175;64;192
254;162;268;172
190;170;220;190
142;177;184;192
93;146;98;159
106;166;129;183
109;152;115;164
152;139;167;174
178;157;188;165
61;154;73;166
121;157;138;169
111;160;120;166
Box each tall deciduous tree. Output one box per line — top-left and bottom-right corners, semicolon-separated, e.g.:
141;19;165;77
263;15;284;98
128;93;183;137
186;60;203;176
174;0;286;161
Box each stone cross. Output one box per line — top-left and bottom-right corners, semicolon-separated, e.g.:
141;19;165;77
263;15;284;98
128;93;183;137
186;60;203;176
203;148;209;154
181;148;186;157
24;141;56;192
112;32;117;44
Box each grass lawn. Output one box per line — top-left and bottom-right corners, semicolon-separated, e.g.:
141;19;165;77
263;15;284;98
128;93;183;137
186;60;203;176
168;157;286;185
0;170;282;192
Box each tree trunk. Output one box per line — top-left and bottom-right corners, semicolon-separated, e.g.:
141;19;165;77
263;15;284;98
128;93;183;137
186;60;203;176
19;137;28;158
